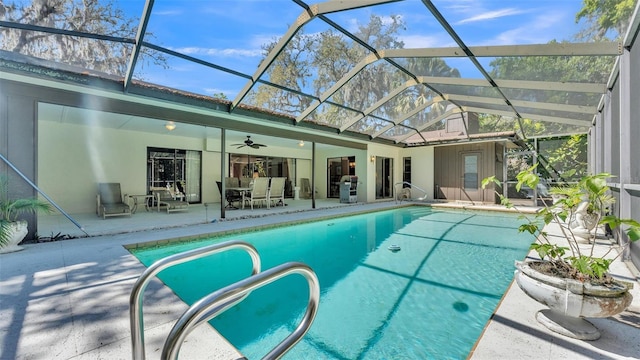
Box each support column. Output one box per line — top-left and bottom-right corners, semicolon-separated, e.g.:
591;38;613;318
0;85;39;239
618;49;632;251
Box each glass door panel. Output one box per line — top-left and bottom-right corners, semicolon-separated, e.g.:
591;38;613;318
147;147;201;203
375;157;393;199
459;152;482;202
327;156;355;198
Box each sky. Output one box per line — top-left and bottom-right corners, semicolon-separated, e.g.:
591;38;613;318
117;0;593;100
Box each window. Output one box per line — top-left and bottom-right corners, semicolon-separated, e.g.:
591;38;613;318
463;154;478;190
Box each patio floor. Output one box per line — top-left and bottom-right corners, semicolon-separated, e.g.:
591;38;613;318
1;201;639;359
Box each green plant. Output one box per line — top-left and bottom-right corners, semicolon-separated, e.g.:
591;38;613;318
482;165;640;283
0;176;52;247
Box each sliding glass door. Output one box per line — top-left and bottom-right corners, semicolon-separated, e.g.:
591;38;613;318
375;156;393;199
327;156;355;198
229;154;297;198
147;147;201;203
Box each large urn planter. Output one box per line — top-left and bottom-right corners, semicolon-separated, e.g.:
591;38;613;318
514;261;633;340
0;221;29;254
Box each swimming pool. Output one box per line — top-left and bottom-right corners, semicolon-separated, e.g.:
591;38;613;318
131;206;534;359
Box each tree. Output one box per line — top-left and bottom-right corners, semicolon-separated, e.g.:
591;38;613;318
211;92;228;100
484;0;633;143
487;38;612;140
248;13;462;137
575;0;637;40
249;31;319;115
0;0;166;76
538;134;588;181
249;15;409;117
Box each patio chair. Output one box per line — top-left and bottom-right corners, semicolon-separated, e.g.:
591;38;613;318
300;178;312;199
268;177;286;207
96;183;132;219
152;189;189;213
239;177;252;188
224;177;239;188
216;181;242;209
243;177;270;209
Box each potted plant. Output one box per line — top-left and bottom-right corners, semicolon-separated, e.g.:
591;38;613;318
0;176;52;254
482;166;640;340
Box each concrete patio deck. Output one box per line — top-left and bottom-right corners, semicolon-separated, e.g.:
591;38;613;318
1;201;639;359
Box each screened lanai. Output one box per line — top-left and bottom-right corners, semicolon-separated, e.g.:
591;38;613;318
1;0;639;266
0;0;625;143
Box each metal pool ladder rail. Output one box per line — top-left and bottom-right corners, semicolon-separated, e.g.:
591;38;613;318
394;181;428;203
129;240;320;360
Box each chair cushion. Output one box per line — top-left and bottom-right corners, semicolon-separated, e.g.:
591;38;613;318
102;203;130;213
99;183;123;205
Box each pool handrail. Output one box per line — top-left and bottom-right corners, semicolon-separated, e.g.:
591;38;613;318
129;240;261;360
394;181;428;203
162;261;320;360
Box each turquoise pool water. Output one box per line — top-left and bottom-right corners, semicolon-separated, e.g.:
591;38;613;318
131;207;534;359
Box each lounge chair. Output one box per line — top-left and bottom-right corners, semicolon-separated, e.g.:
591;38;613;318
268;177;286;207
152;189;189;213
96;183;131;219
243;177;270;209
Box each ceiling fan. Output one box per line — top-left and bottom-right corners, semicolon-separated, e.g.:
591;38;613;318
232;135;267;149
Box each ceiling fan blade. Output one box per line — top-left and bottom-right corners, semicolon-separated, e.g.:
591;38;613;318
254;143;266;147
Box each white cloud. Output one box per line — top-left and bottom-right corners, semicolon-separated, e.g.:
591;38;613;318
399;34;454;49
456;8;525;24
484;11;567;45
153;10;182;16
172;47;263;58
381;15;403;26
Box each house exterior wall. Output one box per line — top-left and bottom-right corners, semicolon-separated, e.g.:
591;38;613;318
38;119;210;214
37;115;320;214
433;142;496;203
400;146;435;201
368;143;403;203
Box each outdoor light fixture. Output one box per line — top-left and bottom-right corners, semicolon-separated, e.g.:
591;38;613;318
165;121;176;131
298;140;304;147
370;155;376;162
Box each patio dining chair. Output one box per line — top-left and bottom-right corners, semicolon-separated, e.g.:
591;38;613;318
268;177;286;207
243;177;270;209
216;181;242;209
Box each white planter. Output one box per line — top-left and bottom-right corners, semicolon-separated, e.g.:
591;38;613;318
514;260;633;340
0;221;28;254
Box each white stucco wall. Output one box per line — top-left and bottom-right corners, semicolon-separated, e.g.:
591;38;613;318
38;120;214;214
401;147;435;200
